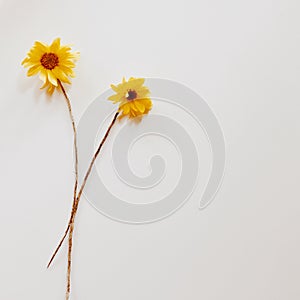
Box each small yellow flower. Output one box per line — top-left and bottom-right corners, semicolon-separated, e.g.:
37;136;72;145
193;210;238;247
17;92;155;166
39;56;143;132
108;77;152;118
22;38;79;94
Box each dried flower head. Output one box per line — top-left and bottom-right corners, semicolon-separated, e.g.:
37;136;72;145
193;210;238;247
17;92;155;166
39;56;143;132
108;77;152;118
22;38;79;94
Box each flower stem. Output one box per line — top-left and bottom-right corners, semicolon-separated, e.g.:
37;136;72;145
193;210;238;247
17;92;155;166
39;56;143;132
47;80;78;268
65;111;119;300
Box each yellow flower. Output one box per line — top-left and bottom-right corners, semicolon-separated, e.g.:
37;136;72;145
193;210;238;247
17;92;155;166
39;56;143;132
108;77;152;118
22;38;79;94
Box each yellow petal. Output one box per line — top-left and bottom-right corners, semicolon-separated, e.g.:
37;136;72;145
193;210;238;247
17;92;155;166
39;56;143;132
134;100;145;113
108;94;122;103
40;80;49;90
131;78;145;87
27;65;41;76
120;103;130;115
130;109;137;118
39;70;47;83
72;51;80;60
111;84;120;92
34;41;49;52
130;102;138;111
136;86;150;98
47;70;58;86
50;38;61;52
58;65;73;76
21;57;29;65
52;67;71;84
47;84;55;95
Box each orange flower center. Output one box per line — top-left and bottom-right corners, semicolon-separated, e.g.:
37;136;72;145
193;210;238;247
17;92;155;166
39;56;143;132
126;89;137;101
40;53;59;70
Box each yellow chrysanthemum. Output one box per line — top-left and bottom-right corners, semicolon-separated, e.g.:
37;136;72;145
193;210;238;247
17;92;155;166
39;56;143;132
22;38;79;94
108;77;152;119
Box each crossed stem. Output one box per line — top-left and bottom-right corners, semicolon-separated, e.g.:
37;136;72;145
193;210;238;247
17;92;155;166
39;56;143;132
47;108;119;300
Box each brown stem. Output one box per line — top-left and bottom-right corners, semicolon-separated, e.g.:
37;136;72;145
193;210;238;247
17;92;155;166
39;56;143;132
47;80;78;268
66;221;74;300
66;111;119;300
47;223;70;268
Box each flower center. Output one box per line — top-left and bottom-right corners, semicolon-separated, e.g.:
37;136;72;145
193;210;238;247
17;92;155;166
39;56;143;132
126;89;137;101
40;53;59;70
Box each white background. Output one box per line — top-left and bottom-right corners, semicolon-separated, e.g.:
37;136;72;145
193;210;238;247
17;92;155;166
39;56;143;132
0;0;300;299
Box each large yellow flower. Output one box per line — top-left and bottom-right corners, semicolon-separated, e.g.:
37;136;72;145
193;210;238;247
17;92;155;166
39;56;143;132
108;77;152;119
22;38;79;94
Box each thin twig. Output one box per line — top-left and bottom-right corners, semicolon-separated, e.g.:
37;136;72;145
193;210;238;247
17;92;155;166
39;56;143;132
47;223;70;268
66;111;119;300
47;80;78;268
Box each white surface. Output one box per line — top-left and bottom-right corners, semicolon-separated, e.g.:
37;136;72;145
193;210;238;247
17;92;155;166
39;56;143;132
1;0;300;299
